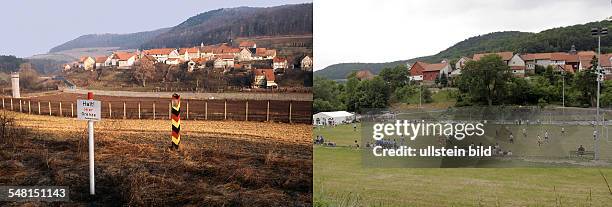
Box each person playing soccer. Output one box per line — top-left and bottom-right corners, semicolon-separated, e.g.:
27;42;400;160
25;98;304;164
544;130;550;143
537;135;543;147
522;128;527;138
561;127;565;136
509;133;514;144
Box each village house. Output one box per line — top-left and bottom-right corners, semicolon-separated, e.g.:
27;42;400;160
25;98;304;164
273;57;288;72
95;56;107;68
473;52;514;64
254;48;276;60
239;41;257;49
237;48;253;62
143;48;178;63
301;56;313;71
253;68;277;88
115;52;138;69
187;57;208;72
78;56;96;70
63;64;71;71
600;53;612;74
355;70;374;80
507;53;526;77
408;61;451;82
455;57;471;70
213;54;235;69
179;47;201;61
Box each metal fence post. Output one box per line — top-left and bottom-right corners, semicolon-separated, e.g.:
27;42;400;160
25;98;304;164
153;103;156;119
289;101;292;123
10;98;13;110
186;101;189;120
109;102;112;118
123;102;126;119
19;99;22;112
28;101;31;114
224;100;227;120
205;101;208;120
38;102;41;115
48;101;51;115
59;102;62;116
138;102;141;119
71;103;74;117
245;101;248;121
267;100;270;122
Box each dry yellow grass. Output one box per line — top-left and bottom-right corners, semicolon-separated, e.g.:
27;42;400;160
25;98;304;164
0;110;313;206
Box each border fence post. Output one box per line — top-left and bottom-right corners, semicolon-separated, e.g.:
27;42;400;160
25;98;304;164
71;103;74;117
224;100;227;120
19;99;22;112
205;101;208;120
245;101;248;121
186;101;189;120
109;103;112;118
138;102;141;119
38;101;41;115
48;101;51;115
267;100;270;122
28;101;31;114
153;103;156;119
10;98;13;110
168;102;171;119
2;98;4;109
289;101;292;123
123;102;126;119
59;102;62;116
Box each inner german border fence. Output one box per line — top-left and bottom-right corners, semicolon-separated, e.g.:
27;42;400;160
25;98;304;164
0;97;312;124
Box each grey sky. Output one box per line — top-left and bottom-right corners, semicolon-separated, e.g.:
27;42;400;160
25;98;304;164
314;0;612;70
0;0;312;58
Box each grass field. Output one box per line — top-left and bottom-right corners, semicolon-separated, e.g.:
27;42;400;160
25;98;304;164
314;124;612;206
0;111;312;206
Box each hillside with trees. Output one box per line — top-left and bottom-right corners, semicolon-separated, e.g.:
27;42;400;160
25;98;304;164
49;28;170;53
50;3;313;53
140;3;313;49
316;20;612;80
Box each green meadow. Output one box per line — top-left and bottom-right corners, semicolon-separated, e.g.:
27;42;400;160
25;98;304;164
314;124;612;206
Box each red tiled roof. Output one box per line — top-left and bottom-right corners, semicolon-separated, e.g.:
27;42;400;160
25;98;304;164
255;48;268;56
601;54;612;67
254;69;275;81
415;61;448;72
273;57;286;63
179;47;199;54
144;48;175;55
239;41;256;48
114;52;136;61
216;54;234;59
473;52;513;61
79;56;91;62
95;56;107;63
355;70;374;80
191;57;208;64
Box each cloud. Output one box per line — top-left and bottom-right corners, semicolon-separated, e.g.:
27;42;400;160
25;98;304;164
314;0;611;70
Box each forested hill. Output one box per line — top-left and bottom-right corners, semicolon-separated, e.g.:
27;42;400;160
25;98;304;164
49;28;170;53
316;20;612;80
140;3;313;48
49;3;312;52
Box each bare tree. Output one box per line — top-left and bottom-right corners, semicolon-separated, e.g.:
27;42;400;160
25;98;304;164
133;57;156;87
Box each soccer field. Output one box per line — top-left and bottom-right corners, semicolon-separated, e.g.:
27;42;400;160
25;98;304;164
314;124;612;206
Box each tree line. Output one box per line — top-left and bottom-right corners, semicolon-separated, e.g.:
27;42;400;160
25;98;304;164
314;54;612;113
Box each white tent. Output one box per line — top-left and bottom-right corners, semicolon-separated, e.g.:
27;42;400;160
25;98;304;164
313;111;355;125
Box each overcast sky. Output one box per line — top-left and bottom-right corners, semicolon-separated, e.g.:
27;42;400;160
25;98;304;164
314;0;612;70
0;0;311;58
